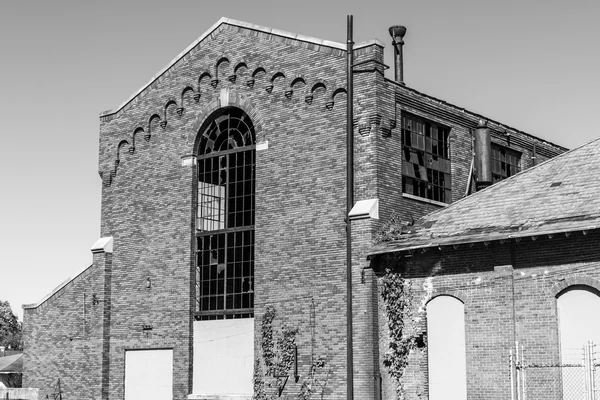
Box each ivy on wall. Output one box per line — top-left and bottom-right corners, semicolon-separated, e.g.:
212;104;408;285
298;356;330;400
380;268;417;400
253;305;331;400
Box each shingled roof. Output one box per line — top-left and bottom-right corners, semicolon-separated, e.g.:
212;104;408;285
368;136;600;257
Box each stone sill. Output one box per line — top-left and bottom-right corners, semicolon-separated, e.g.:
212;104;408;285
402;193;449;208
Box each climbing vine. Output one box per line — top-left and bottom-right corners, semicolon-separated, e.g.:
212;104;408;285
254;305;331;400
298;357;331;400
254;359;267;399
380;268;416;400
262;305;277;375
254;306;299;399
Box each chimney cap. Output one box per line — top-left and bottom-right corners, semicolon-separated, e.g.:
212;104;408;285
389;25;407;41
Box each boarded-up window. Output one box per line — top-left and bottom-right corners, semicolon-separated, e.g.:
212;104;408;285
427;295;467;400
124;349;173;400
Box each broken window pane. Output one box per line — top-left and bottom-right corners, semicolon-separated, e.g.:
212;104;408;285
195;108;255;319
491;143;521;182
401;112;451;203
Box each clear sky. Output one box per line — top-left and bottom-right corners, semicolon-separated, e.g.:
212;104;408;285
1;0;599;321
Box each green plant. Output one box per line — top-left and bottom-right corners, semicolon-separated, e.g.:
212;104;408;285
298;356;331;400
253;358;266;399
262;305;276;375
380;269;416;399
255;306;301;399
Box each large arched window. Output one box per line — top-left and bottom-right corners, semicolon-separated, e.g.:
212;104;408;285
427;295;467;400
194;107;255;320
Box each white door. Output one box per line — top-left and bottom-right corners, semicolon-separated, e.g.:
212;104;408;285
124;349;173;400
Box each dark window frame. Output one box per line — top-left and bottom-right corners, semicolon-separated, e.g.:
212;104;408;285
195;108;255;319
401;112;452;204
491;143;521;183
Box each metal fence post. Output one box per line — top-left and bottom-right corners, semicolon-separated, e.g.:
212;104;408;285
592;341;598;400
516;342;521;400
510;349;515;400
521;343;527;400
588;341;596;400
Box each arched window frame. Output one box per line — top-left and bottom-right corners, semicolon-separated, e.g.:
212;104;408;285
193;107;256;321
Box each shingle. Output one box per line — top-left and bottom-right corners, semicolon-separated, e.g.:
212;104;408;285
369;137;600;256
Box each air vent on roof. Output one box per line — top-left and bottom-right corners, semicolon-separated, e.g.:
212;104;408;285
550;182;562;187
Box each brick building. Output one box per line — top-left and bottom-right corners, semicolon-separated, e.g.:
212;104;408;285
22;18;566;400
369;137;600;399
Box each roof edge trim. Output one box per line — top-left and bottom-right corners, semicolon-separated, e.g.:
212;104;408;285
23;264;94;310
387;78;568;152
100;17;383;118
367;226;600;258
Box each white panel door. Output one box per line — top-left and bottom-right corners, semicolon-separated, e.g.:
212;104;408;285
125;349;173;400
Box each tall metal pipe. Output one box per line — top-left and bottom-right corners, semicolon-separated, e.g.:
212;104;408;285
346;14;354;400
474;119;492;190
389;25;407;84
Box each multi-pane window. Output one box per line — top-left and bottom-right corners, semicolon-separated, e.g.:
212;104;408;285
492;144;520;183
401;112;452;203
195;108;255;320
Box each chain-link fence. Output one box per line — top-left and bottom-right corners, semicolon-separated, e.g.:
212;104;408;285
511;342;598;400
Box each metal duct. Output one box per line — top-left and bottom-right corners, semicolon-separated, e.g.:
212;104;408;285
389;25;407;84
474;120;492;190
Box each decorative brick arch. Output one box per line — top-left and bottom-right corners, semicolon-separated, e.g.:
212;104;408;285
184;90;265;155
550;276;600;298
427;289;469;306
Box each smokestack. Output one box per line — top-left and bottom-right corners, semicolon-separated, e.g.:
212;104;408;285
474;120;492;191
389;25;407;84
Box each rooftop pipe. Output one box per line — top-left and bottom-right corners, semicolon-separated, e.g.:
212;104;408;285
389;25;407;85
474;120;493;191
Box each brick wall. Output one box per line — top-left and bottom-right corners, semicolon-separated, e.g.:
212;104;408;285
377;230;600;400
23;18;568;400
98;22;356;400
23;262;105;399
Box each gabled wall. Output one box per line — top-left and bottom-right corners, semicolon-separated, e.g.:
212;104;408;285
23;17;568;400
23;262;105;399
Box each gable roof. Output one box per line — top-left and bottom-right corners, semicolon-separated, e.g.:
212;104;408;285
0;354;22;374
100;17;383;118
368;136;600;257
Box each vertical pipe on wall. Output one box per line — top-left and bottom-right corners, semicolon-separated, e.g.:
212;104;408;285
82;293;86;337
346;14;354;400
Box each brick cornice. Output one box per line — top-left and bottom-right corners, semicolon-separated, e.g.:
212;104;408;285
99;17;371;120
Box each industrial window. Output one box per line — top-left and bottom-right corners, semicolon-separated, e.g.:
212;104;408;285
492;144;520;183
401;112;451;203
195;107;255;320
